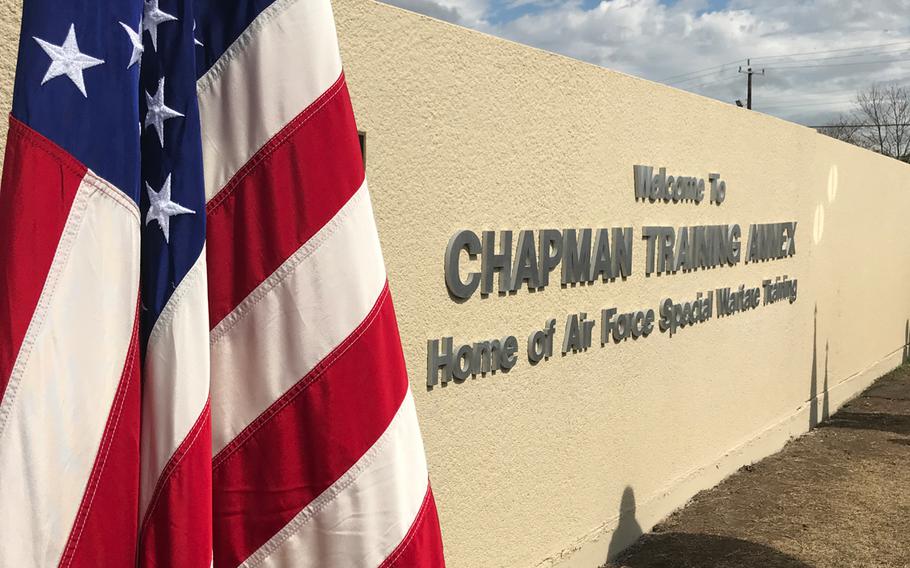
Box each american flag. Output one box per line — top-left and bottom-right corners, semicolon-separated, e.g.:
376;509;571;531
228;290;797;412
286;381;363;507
0;0;445;566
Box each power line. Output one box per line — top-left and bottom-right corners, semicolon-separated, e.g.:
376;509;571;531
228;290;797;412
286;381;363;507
663;40;910;86
811;123;910;128
765;56;910;70
658;58;745;82
666;50;910;86
683;74;741;91
760;88;863;102
750;39;910;62
761;99;855;110
751;45;910;65
751;80;909;103
667;66;740;86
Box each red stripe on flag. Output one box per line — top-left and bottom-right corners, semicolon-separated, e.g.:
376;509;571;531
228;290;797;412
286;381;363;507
58;301;142;568
0;117;87;395
211;286;408;567
205;74;364;329
380;486;447;568
138;403;213;568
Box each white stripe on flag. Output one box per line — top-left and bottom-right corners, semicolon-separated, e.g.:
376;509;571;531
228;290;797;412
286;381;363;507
240;390;430;567
210;183;386;455
0;173;140;566
140;249;211;521
197;0;342;203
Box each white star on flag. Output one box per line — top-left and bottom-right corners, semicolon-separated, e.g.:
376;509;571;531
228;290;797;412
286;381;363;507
146;174;194;243
194;20;204;47
143;0;178;52
119;21;144;69
145;77;184;147
33;24;104;97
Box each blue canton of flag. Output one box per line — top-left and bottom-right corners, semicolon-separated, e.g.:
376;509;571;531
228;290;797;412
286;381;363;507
137;0;207;347
13;3;208;348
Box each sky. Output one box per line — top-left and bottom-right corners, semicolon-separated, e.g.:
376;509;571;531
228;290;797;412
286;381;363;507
377;0;910;126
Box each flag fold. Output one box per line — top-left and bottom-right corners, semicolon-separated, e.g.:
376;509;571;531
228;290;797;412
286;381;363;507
0;1;445;566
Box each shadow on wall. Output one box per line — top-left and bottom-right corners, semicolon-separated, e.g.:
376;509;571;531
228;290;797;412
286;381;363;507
608;532;814;568
606;487;643;560
904;320;909;365
809;304;831;429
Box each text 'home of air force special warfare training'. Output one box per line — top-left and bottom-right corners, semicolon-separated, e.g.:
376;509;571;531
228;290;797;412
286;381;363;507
429;165;799;387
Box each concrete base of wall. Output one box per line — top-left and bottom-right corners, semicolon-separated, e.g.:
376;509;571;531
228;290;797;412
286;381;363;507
541;344;907;568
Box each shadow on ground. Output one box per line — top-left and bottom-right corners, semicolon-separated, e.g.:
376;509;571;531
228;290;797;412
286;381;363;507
601;332;910;568
603;488;814;568
821;410;910;436
609;532;814;568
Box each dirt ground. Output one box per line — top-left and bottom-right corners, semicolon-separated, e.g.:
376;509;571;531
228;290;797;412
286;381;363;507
605;365;910;568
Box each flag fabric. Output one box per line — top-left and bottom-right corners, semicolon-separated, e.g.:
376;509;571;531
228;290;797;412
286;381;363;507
0;0;445;566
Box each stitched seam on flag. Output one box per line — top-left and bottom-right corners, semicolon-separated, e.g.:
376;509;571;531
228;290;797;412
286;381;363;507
0;119;85;437
3;118;140;222
205;74;346;215
81;171;141;223
239;390;410;568
138;402;212;541
0;176;91;442
0;161;141;559
138;252;209;529
196;0;299;96
59;300;141;568
379;483;434;568
5;116;86;177
0;119;143;561
147;247;208;346
209;184;368;343
212;282;390;470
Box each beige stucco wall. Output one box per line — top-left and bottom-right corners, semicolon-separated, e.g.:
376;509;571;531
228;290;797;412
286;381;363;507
0;0;21;173
2;1;909;567
332;2;910;567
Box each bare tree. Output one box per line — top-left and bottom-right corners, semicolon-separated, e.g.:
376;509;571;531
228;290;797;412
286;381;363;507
883;85;910;161
854;84;890;154
818;84;910;163
818;114;861;146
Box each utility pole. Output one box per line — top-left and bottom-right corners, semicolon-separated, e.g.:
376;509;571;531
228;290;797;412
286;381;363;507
738;59;765;110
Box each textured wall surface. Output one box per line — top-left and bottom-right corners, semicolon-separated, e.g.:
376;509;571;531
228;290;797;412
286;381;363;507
0;0;22;172
332;2;910;567
2;1;910;567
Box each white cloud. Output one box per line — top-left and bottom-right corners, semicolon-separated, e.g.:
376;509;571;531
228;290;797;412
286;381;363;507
382;0;497;28
384;0;467;23
377;0;910;125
